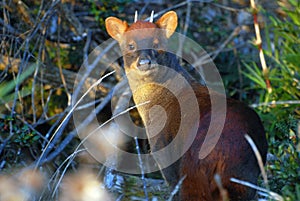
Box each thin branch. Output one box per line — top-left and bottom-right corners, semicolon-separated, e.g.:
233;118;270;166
147;0;213;21
35;70;115;168
0;18;21;36
211;26;241;60
48;148;87;198
230;178;283;201
72;40;116;103
0;55;108;93
167;175;186;201
50;101;150;197
139;1;150;16
134;136;148;199
83;30;92;62
192;26;241;69
211;2;242;12
244;134;268;187
56;7;71;102
177;0;191;57
250;100;300;108
37;86;114;166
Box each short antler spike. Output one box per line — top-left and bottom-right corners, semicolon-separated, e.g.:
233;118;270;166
134;10;138;22
149;10;154;23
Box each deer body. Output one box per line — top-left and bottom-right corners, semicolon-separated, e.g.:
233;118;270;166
105;11;268;201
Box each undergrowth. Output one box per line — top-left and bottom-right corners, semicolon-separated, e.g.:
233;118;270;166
242;0;300;199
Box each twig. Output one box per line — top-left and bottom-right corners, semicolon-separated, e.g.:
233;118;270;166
0;128;14;156
56;7;71;104
183;1;191;36
250;100;300;108
61;2;84;37
49;148;87;198
0;45;105;93
76;100;150;152
37;85;115;166
72;40;116;103
15;115;47;141
0;18;21;36
147;0;213;21
211;2;241;12
140;1;150;16
83;30;92;62
211;26;241;60
32;26;48;123
167;175;186;201
51;101;150;196
244;134;268;187
35;70;115;168
192;26;241;69
178;0;191;55
111;80;131;115
37;86;54;123
230;178;283;201
116;194;124;201
39;111;67;149
134;136;149;200
222;0;233;29
14;0;34;26
250;0;272;93
74;98;102;111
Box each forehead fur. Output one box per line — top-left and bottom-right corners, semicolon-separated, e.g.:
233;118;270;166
125;21;161;41
127;21;157;31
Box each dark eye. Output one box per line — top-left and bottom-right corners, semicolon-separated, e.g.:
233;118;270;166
128;44;135;51
153;43;159;49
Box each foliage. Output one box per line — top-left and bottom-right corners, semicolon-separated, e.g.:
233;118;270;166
242;0;300;199
89;0;132;27
0;64;36;104
0;115;41;166
267;114;299;199
0;64;41;165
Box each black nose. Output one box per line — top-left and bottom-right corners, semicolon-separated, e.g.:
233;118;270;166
138;58;151;66
137;51;152;71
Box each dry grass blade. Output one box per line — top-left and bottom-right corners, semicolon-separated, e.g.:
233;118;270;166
134;136;148;199
230;178;283;201
35;70;115;168
250;0;272;93
50;100;150;197
244;134;268;187
167;175;186;201
229;134;284;201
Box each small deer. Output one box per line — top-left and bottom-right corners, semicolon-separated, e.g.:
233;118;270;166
105;11;268;201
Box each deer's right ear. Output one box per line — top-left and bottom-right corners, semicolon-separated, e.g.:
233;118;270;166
105;17;128;41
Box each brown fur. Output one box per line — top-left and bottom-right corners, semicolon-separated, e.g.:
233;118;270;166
105;11;268;201
128;21;157;31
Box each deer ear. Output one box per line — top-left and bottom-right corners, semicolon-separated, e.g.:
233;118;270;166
105;17;128;41
156;11;178;38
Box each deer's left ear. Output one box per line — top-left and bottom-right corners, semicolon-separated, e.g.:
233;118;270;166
156;11;178;38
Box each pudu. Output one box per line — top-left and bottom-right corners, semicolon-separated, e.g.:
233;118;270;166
105;11;268;201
